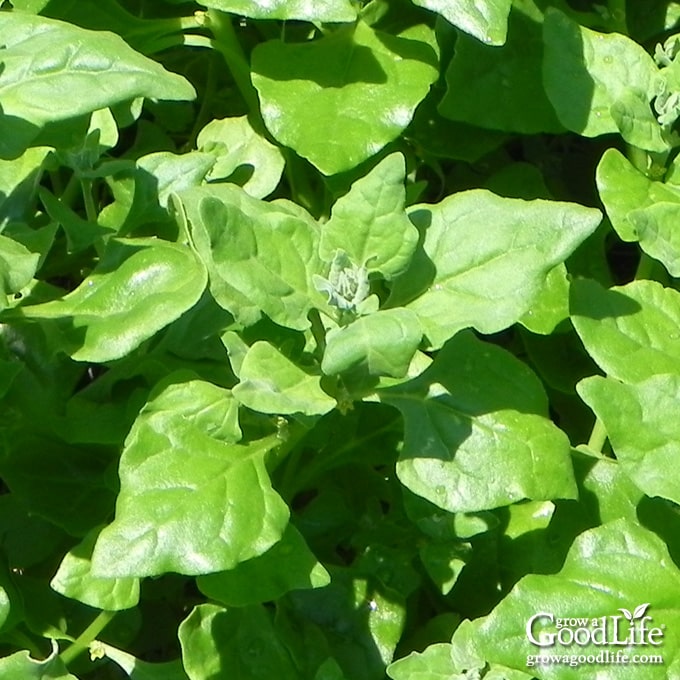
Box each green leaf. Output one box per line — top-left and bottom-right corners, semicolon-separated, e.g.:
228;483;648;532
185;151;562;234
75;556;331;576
197;116;285;199
0;13;195;159
9;238;207;362
388;190;601;349
182;186;322;330
197;523;330;606
439;8;563;133
321;309;422;378
543;9;665;150
199;0;356;21
319;154;418;279
0;643;77;680
413;0;511;45
0;434;118;537
99;151;216;237
518;264;570;335
179;603;299;680
380;331;577;512
596;148;680;242
0;146;49;225
471;519;680;678
233;341;335;416
252;22;438;175
285;568;406;680
50;526;140;611
387;643;459;680
629;202;680;276
98;643;188;680
579;374;680;506
91;378;288;577
0;234;40;306
571;278;680;383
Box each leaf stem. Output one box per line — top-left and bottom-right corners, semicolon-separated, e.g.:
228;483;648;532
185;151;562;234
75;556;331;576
587;417;608;454
59;610;117;667
309;308;327;359
205;9;261;116
81;178;98;223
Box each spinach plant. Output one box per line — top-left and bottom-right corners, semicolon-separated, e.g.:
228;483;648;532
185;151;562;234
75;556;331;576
1;0;680;679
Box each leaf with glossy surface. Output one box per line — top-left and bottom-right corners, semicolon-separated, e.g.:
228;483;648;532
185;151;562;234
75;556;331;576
9;238;207;362
0;643;77;680
322;309;422;378
579;374;680;505
387;643;459;680
233;341;335;416
197;524;330;606
471;519;680;678
197;116;285;199
440;9;563;133
596;148;680;242
571;278;680;383
0;13;194;158
388;190;601;349
543;9;664;150
629;202;680;276
413;0;511;45
50;526;140;610
91;379;288;577
183;187;321;330
380;331;576;512
252;22;438;174
179;603;299;680
319;154;418;279
199;0;356;21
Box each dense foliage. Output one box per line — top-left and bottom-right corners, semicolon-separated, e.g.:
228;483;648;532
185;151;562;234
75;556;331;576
1;0;680;678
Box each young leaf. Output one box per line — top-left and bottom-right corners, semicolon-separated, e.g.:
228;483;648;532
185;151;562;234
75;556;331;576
0;13;195;158
578;374;680;506
413;0;511;45
233;341;335;416
380;331;577;512
197;116;285;199
321;309;422;378
252;22;438;174
182;186;322;330
91;378;289;577
596;148;680;242
197;523;330;607
388;190;601;349
0;234;40;306
319;153;418;280
7;238;207;362
543;9;664;150
470;520;680;678
571;278;680;384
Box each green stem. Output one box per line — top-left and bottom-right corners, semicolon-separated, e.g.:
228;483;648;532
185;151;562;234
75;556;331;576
635;252;654;280
186;52;218;149
206;9;261;116
81;179;98;223
309;308;327;359
587;417;608;454
607;0;627;34
59;610;117;667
